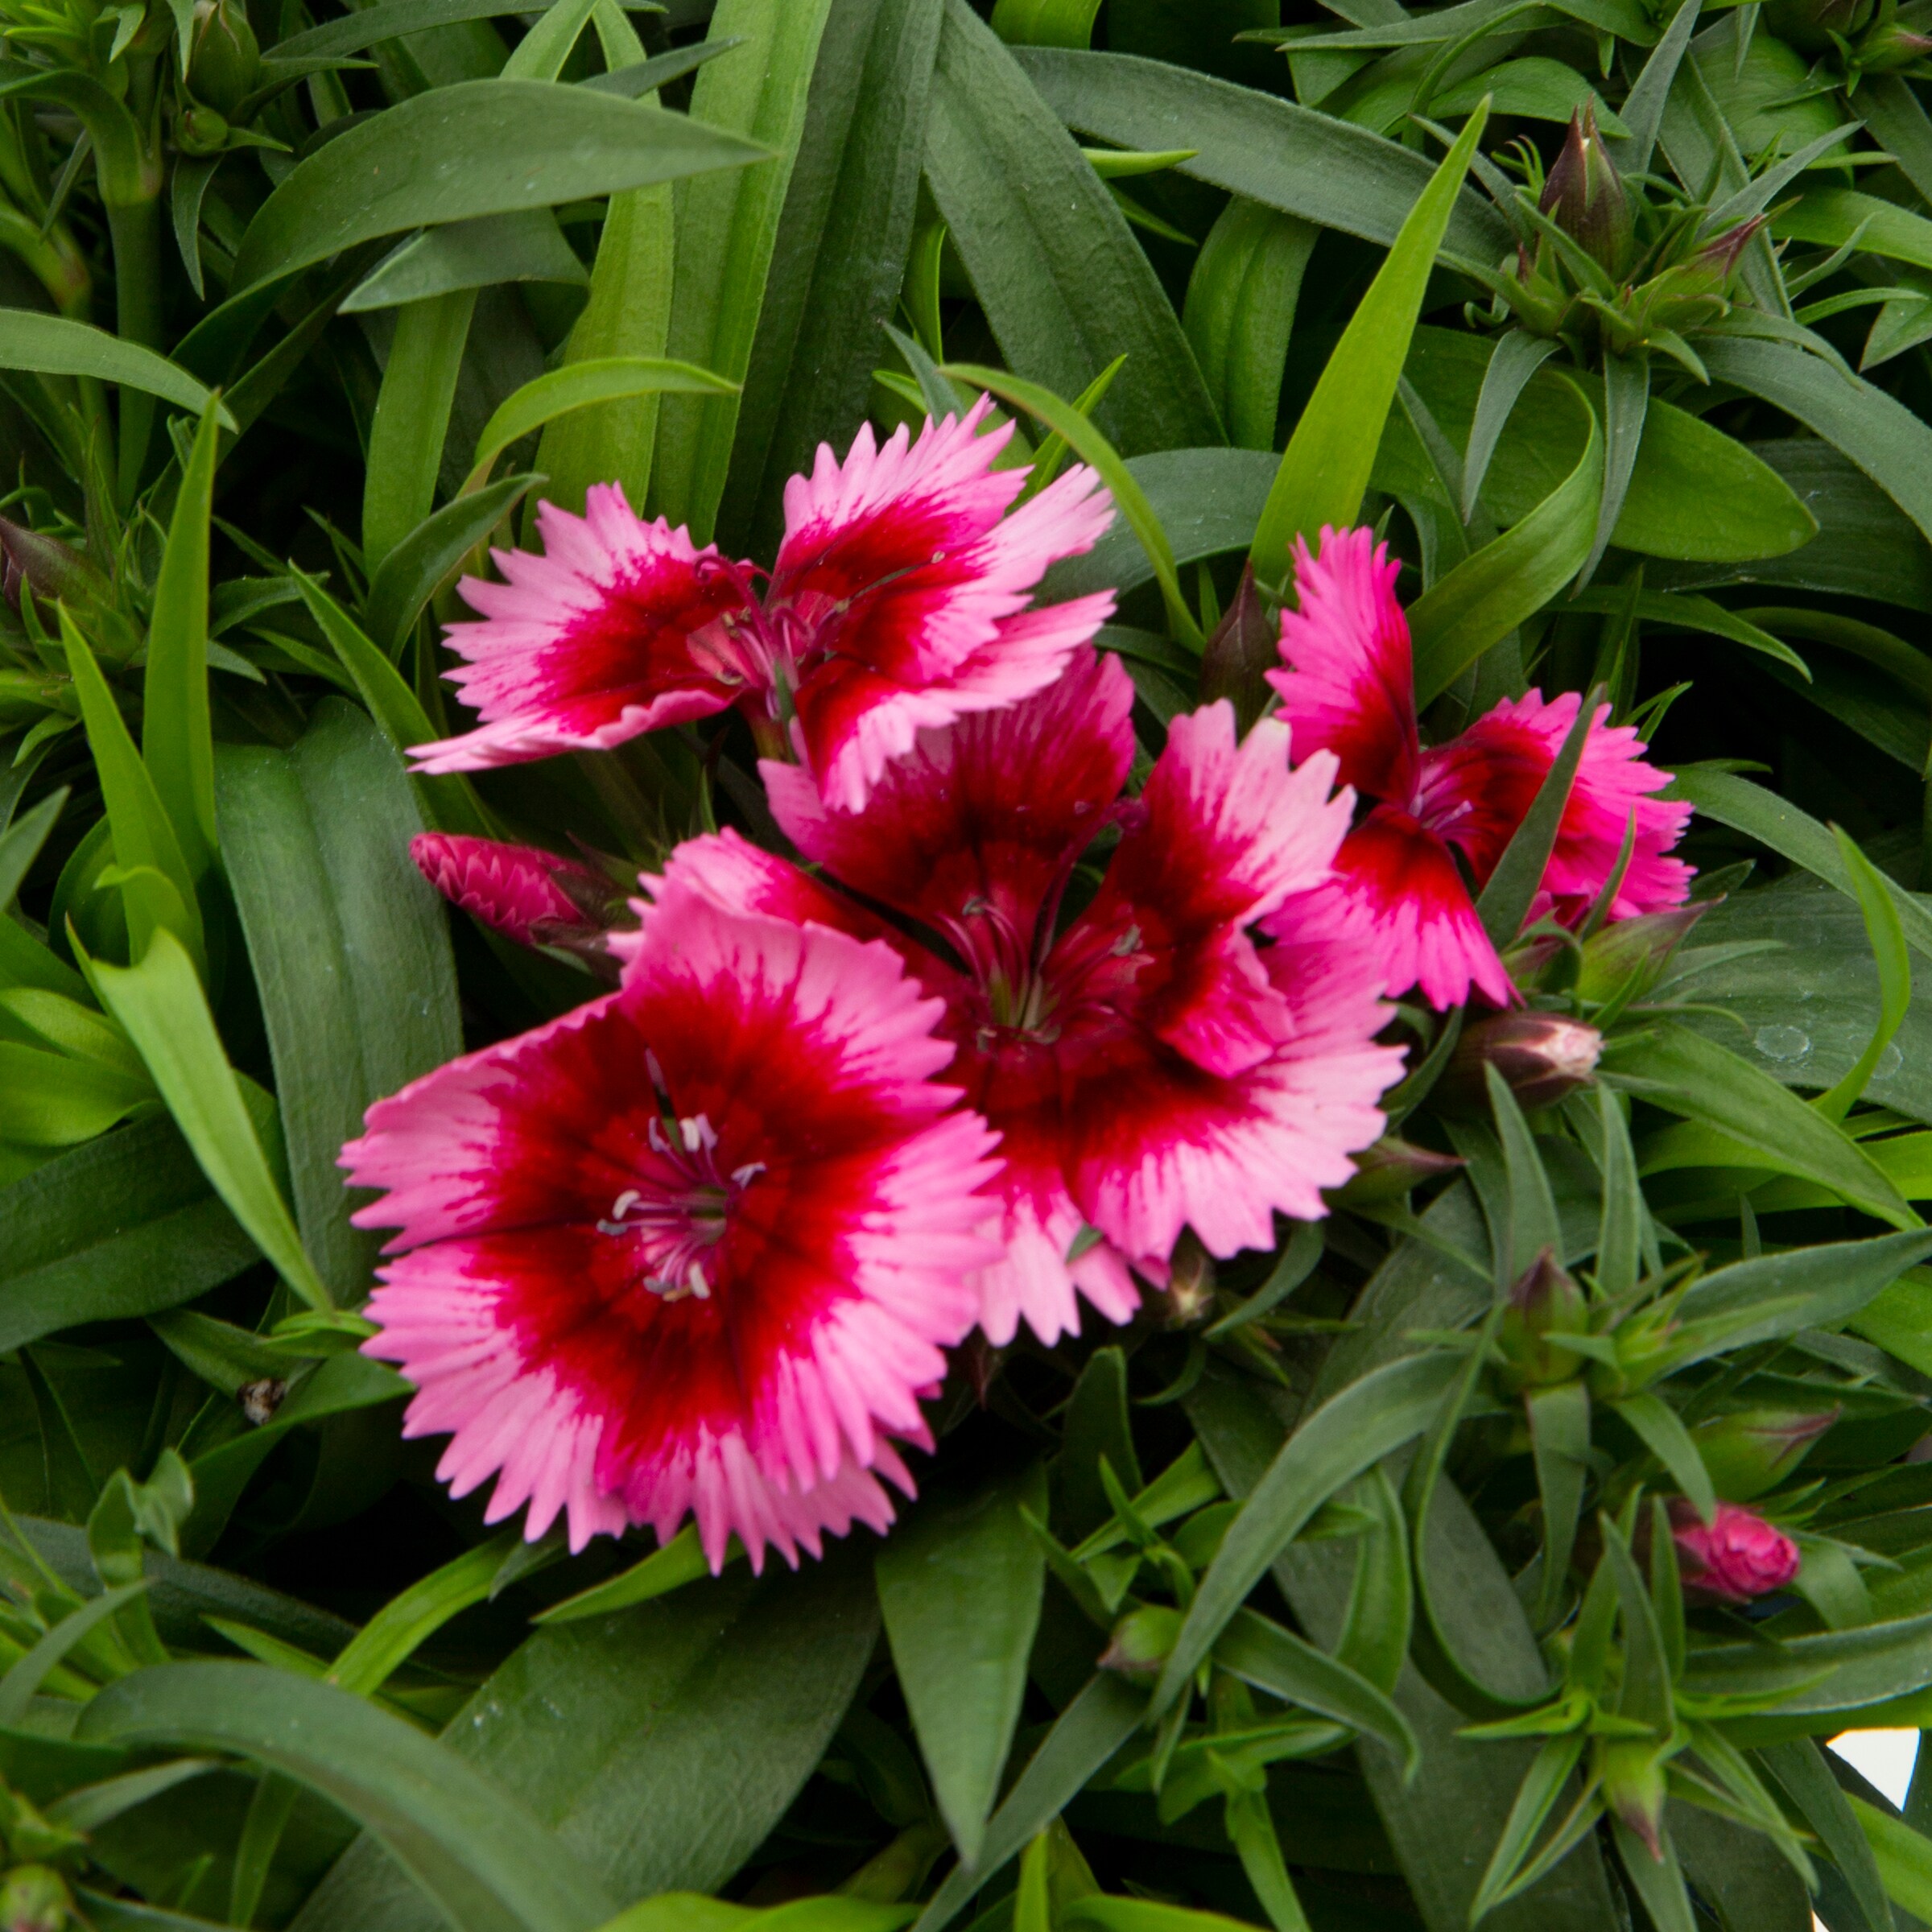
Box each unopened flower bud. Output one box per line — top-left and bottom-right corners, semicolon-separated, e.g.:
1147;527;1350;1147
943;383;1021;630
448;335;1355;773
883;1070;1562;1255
1668;1498;1801;1604
0;516;110;619
1690;1406;1838;1501
0;1867;70;1932
1539;105;1634;278
1686;217;1766;294
1439;1011;1603;1114
411;832;629;968
1855;12;1932;65
175;103;229;155
1599;1740;1669;1859
187;0;260;118
1164;1232;1215;1327
1574;902;1709;1005
1100;1603;1183;1678
1497;1248;1591;1389
1765;0;1872;51
1327;1136;1464;1208
1200;564;1276;733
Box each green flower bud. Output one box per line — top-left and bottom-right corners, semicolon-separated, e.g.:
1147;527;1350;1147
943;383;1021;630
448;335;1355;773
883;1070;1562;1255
175;102;229;155
1690;1405;1839;1501
1599;1740;1670;1859
1100;1604;1183;1678
1764;0;1873;52
0;1867;70;1932
1497;1249;1591;1391
187;0;258;118
1538;105;1634;279
1574;902;1709;1005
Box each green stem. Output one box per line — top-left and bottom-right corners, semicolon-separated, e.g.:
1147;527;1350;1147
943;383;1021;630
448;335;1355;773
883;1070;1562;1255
106;187;165;505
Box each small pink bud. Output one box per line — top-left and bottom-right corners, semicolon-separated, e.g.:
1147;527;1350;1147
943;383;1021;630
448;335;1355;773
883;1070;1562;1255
1689;1406;1838;1502
411;833;622;952
1668;1499;1801;1604
1538;105;1633;277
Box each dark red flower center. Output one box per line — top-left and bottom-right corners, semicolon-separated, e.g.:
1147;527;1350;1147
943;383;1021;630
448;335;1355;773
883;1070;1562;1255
595;1110;766;1305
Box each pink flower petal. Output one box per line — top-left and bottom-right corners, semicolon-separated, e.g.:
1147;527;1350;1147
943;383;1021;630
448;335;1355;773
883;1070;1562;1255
1418;690;1693;927
411;487;754;774
1269;525;1420;806
1299;805;1515;1010
1058;899;1402;1263
345;900;1000;1565
774;402;1116;810
767;648;1136;952
1069;705;1352;1077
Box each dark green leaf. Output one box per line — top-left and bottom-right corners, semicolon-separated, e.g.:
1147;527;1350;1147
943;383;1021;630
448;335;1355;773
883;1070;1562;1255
365;471;537;656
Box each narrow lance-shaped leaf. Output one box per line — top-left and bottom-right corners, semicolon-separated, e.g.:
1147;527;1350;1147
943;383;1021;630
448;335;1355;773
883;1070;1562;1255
1249;102;1489;587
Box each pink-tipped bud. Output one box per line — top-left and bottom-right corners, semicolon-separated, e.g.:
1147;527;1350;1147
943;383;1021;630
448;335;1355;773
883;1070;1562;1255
1765;0;1872;51
0;1867;70;1932
1100;1604;1183;1678
1856;13;1932;64
1538;105;1634;277
1600;1740;1670;1860
1200;564;1277;733
1328;1136;1465;1208
1690;217;1766;288
411;833;622;952
1441;1011;1603;1114
1575;902;1709;1004
1690;1406;1839;1502
1668;1499;1801;1604
0;515;110;618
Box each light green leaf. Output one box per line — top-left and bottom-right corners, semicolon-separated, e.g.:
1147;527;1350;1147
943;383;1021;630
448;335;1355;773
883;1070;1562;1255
1248;104;1488;585
89;927;332;1311
362;288;477;572
0;311;234;426
650;0;836;543
141;398;221;889
1814;825;1911;1123
365;470;538;658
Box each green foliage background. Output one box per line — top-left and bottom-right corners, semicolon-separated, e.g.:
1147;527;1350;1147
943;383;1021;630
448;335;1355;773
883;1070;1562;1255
7;0;1932;1928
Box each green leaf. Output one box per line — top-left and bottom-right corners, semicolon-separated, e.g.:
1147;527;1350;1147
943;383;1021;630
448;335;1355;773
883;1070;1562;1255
1815;826;1911;1124
1612;1394;1715;1521
230;81;768;291
1213;1608;1419;1775
365;470;538;658
465;359;737;496
650;0;836;543
1013;49;1510;260
500;0;600;79
293;572;495;842
78;1662;615;1932
89;927;332;1311
942;361;1200;647
532;6;674;520
1851;1792;1932;1923
1383;329;1816;565
214;700;460;1300
362;289;477;572
1248;105;1488;585
1668;766;1932;964
714;0;943;554
291;1554;877;1931
1666;1229;1932;1362
0;1042;154;1144
1462;330;1558;521
0;312;235;427
266;0;607;64
532;1525;719;1624
1761;1743;1893;1932
923;1;1221;461
875;1468;1046;1865
0;1118;254;1354
911;1674;1146;1932
1528;1381;1591;1620
329;1533;525;1699
1183;198;1316;453
141;399;221;890
62;617;205;972
1154;1351;1462;1716
1700;336;1932;549
1608;1023;1918;1229
0;1583;151;1725
343;211;590;314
